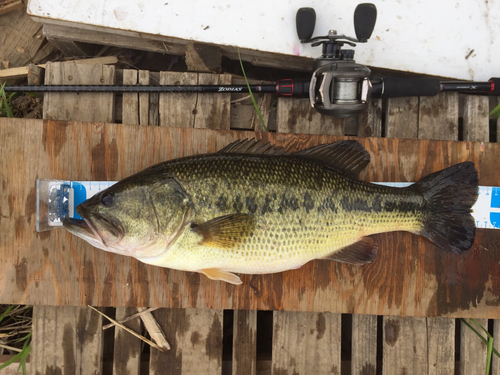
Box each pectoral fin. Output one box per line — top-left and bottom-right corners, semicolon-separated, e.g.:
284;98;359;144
192;213;255;248
201;268;242;285
323;237;378;265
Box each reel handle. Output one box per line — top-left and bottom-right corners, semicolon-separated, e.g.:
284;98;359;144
296;8;316;42
354;3;377;42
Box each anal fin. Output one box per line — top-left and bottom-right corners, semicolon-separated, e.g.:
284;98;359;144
323;237;378;265
201;268;242;285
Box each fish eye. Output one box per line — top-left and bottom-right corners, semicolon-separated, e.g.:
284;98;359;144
100;192;116;207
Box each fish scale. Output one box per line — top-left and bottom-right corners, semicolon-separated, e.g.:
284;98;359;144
142;154;424;274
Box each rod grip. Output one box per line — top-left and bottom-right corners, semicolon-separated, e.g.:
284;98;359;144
376;77;441;98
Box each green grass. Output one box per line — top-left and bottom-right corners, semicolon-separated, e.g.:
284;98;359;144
237;48;269;132
0;83;16;118
0;305;32;375
461;318;499;375
490;103;500;120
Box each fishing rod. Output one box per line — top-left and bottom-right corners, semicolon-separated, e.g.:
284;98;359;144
3;4;500;118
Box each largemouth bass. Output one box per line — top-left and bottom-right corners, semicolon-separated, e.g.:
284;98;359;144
63;139;478;285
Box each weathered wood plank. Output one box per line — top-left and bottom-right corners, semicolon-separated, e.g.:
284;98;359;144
276;98;345;135
418;93;459;140
149;308;223;375
460;319;488;375
385;97;419;138
2;118;500;317
0;56;118;80
358;98;382;137
159;71;198;127
230;78;273;132
0;10;44;69
32;306;103;375
0;0;23;15
43;62;115;122
122;69;139;125
0;356;31;375
463;96;490;142
232;310;257;375
351;314;377;375
138;70;150;125
113;307;141;375
272;311;341;374
383;317;427;375
194;73;231;129
158;71;231;129
427;317;455;375
41;23;182;55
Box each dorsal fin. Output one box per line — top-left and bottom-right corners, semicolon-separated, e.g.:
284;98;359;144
218;139;289;156
294;140;370;177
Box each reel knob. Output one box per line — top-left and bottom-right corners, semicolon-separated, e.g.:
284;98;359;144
296;8;316;42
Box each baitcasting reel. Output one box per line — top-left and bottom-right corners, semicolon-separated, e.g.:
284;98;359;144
296;3;500;118
297;4;377;118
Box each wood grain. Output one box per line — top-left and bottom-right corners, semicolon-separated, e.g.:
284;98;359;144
230;78;273;132
158;72;231;129
32;306;103;375
0;10;44;69
384;97;419;139
351;314;377;375
418;93;459;140
383;317;427;375
358;99;382;138
276;97;345;135
149;308;223;375
460;319;488;375
426;317;455;374
232;310;257;375
0;0;23;15
41;23;183;55
43;62;115;122
272;311;341;374
113;307;141;375
138;70;150;125
1;118;500;317
122;69;139;125
194;73;231;130
463;96;490;142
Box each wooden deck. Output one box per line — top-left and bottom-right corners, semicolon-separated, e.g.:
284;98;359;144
0;62;499;374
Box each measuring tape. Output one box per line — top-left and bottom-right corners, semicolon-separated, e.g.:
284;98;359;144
36;179;500;232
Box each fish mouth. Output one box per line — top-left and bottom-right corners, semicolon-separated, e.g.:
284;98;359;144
85;212;124;247
62;217;95;237
74;205;125;247
62;217;110;251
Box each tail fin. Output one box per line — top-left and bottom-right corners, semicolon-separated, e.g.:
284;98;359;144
411;161;478;254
